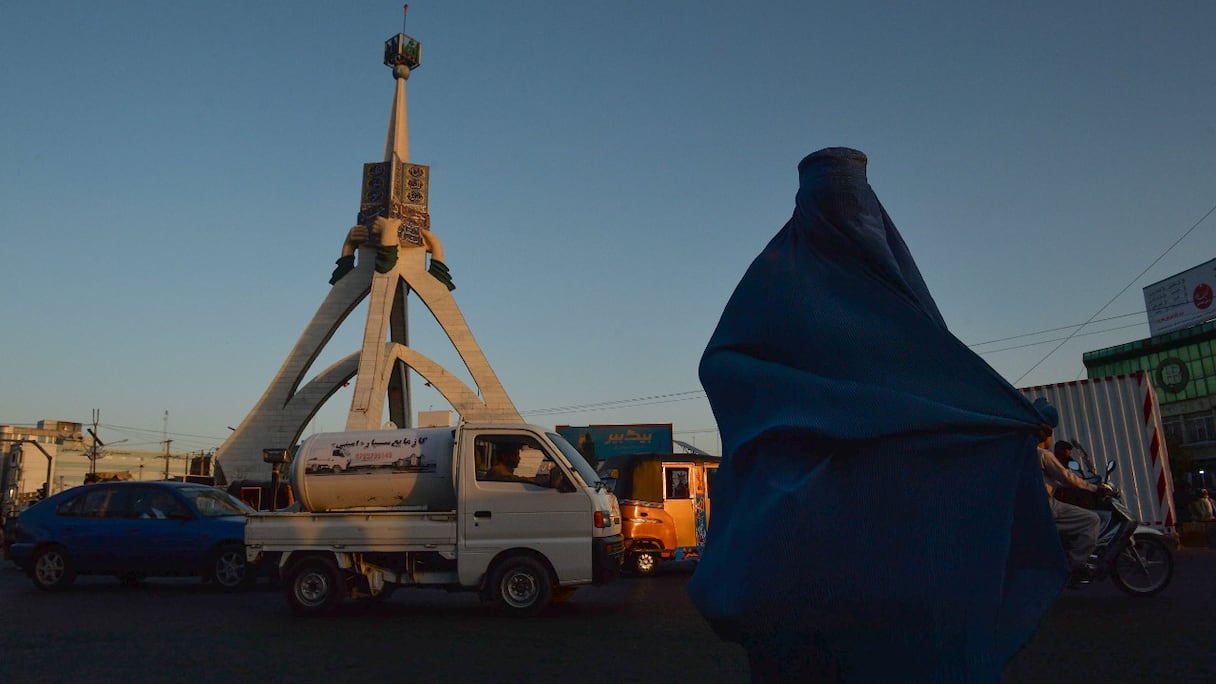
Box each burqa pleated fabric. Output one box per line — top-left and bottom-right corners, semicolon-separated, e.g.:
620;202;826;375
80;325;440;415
690;148;1067;682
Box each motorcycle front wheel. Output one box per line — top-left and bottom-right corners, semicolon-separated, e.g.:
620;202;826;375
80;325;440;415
1111;534;1173;596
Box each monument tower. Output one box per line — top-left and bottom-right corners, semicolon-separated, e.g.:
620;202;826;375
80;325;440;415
216;11;521;482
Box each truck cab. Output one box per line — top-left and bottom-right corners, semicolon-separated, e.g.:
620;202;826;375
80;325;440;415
457;425;622;592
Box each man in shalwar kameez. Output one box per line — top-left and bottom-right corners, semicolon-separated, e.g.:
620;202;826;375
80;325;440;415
691;148;1068;682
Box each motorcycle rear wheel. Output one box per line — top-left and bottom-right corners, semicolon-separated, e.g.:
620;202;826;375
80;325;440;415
1111;534;1173;596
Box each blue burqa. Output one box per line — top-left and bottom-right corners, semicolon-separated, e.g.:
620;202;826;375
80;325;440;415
690;148;1067;682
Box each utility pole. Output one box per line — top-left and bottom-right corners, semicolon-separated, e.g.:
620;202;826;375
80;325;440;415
87;408;102;475
162;410;172;481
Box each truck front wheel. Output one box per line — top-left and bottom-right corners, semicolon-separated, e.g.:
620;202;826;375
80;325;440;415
490;556;552;617
285;556;345;616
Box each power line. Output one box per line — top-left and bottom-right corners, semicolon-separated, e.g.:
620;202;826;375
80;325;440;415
1014;200;1216;385
965;311;1146;347
101;423;228;442
521;390;707;416
538;394;708;416
973;321;1148;355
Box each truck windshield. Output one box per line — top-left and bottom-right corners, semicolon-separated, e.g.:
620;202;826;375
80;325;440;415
547;432;603;489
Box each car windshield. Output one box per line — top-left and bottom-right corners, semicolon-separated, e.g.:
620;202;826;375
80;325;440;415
547;432;603;489
181;487;256;517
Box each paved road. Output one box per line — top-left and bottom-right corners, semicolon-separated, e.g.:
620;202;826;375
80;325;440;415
1005;547;1216;683
1;550;1213;683
0;561;747;683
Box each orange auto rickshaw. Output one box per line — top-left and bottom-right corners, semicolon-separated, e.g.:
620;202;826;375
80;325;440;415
596;453;719;576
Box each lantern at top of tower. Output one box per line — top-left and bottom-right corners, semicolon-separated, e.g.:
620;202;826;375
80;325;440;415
384;33;421;75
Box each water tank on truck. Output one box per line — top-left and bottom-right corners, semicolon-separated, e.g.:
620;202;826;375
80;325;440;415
289;428;456;511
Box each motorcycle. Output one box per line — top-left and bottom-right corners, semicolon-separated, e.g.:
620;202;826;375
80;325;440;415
1066;456;1174;596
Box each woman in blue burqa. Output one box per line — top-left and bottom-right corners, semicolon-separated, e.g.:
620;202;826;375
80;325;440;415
691;148;1067;682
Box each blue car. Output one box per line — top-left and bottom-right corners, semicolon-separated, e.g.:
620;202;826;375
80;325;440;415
9;481;256;591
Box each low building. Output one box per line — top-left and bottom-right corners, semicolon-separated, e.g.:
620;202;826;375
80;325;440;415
1;420;207;496
1084;319;1216;470
1;420;82;501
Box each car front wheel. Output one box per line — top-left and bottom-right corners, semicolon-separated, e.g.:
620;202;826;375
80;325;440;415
30;545;76;591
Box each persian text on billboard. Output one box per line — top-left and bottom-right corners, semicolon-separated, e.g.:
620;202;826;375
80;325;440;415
1143;258;1216;337
555;424;674;461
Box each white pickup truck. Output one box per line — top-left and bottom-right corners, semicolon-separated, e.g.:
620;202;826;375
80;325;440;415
245;422;623;616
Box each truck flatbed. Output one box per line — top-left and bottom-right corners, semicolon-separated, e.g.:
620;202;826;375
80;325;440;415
246;510;457;554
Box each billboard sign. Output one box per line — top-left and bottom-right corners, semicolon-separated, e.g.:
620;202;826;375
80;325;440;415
1144;258;1216;336
554;424;674;465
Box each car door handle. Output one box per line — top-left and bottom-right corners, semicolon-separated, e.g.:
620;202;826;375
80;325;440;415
473;510;492;519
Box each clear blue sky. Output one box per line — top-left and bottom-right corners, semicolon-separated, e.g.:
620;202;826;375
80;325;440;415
3;1;1214;457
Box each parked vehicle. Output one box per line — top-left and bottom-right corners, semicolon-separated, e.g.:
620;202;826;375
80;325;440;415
8;481;257;591
1068;459;1174;595
245;423;624;616
1020;372;1177;534
596;453;719;576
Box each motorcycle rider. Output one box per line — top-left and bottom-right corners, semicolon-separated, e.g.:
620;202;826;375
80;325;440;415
1050;439;1095;508
1033;399;1113;586
1052;439;1074;468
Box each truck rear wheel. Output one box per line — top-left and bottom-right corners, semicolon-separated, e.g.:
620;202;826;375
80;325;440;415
490;556;552;617
285;556;345;616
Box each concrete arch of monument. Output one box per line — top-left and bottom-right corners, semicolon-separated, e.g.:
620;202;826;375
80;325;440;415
398;270;473;357
282;266;373;401
394;260;516;411
289;352;361;426
379;343;521;422
214;352;360;484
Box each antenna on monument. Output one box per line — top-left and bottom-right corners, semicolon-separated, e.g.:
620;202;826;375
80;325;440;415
402;4;409;32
